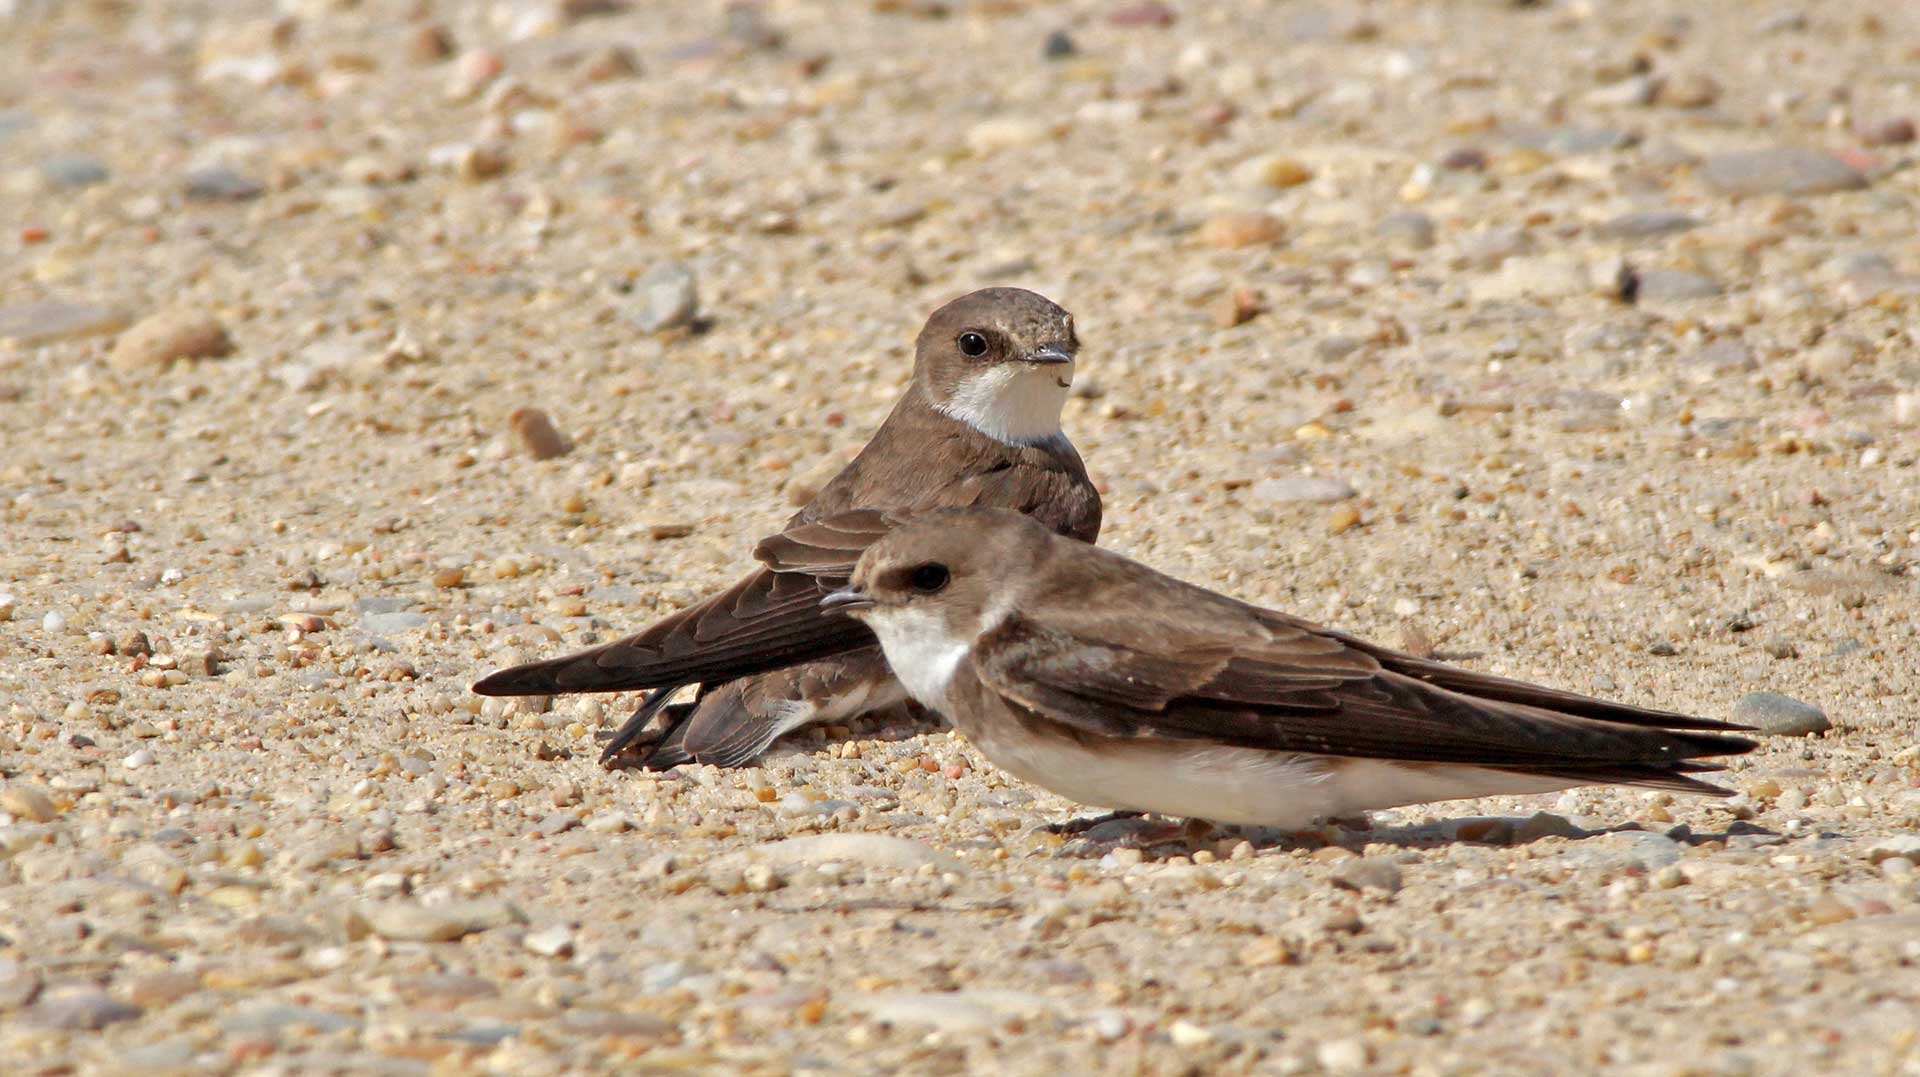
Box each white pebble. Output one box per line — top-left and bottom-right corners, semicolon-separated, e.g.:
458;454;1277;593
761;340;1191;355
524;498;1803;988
1168;1020;1214;1047
42;610;66;633
523;924;575;958
123;749;156;769
1317;1037;1373;1073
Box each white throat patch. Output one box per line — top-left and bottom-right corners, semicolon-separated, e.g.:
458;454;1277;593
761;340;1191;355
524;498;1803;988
937;363;1072;447
859;595;1018;716
859;606;971;713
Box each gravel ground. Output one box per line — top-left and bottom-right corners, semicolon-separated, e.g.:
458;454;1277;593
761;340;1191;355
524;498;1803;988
3;1;1919;1073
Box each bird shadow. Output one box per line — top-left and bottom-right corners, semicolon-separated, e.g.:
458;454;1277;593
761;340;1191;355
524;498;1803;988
1046;811;1792;860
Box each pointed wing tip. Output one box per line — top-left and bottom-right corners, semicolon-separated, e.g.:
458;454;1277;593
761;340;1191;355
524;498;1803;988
470;671;518;696
471;664;560;697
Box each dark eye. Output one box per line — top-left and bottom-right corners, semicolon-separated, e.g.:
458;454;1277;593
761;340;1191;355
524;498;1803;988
957;332;989;358
908;563;951;594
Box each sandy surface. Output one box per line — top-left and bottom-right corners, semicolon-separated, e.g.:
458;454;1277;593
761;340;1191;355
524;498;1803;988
3;1;1919;1073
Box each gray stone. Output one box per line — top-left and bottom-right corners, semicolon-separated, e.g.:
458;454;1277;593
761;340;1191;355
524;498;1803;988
0;300;129;346
21;987;141;1030
1515;812;1586;843
1634;269;1722;302
1699;148;1866;197
532;813;579;836
1376;211;1436;249
1681;340;1757;381
1330;856;1404;894
0;966;41;1010
847;990;1059;1033
632;261;699;333
353;596;417;615
393;973;498;1004
1314;335;1364;362
39;155;109;190
1457;226;1534;267
1594;210;1702;240
356;899;526;942
360;611;429;634
743;833;962;873
1563;830;1684;871
116;1041;200;1070
1865;835;1920;865
1249;475;1358;504
1541;127;1634;155
1731;691;1829;736
561;1009;676;1038
183;166;265;202
221;1002;360;1035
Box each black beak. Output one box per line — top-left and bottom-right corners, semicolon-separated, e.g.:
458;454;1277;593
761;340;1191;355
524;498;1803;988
1024;344;1074;366
821;587;875;614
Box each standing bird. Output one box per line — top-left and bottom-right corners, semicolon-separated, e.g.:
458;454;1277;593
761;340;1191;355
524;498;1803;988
823;509;1755;828
473;289;1102;769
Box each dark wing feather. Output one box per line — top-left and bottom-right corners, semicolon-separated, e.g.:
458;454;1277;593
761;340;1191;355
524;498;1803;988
472;518;882;696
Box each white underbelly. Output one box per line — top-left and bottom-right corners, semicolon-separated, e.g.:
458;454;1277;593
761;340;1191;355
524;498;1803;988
968;725;1577;829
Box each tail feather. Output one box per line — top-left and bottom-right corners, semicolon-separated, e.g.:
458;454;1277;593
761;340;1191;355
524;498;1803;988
599;688;685;766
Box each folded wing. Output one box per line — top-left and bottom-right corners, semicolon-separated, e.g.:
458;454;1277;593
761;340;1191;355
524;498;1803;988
471;512;896;697
972;589;1754;793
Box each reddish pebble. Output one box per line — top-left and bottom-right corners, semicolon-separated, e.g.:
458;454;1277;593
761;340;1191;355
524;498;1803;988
1834;147;1880;173
1857;117;1916;146
509;407;571;460
21;227;49;244
1110;1;1175;28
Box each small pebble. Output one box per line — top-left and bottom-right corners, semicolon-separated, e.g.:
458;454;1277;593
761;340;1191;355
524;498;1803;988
1515;812;1584;842
1731;692;1830;736
1197;211;1285;249
1318;1037;1373;1073
510;407;572;460
447;48;505;100
406;23;455;64
38;155;109;190
1863;836;1920;865
1;784;58;822
1594;210;1701;240
1698;147;1866;196
1330;856;1403;894
0;301;129;346
109;310;233;373
966;117;1052;155
358;899;525;942
1632;270;1722;302
633;261;700;333
1235;153;1313;190
21;988;141;1031
524;924;576;958
1855;117;1915;146
577;44;642;83
182;166;264;202
1110;1;1176;28
1376;211;1436;249
1250;475;1356;504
